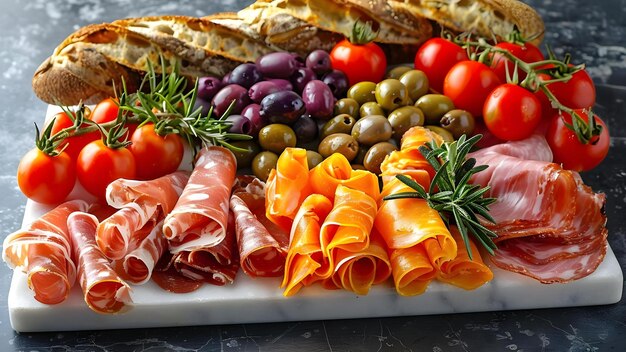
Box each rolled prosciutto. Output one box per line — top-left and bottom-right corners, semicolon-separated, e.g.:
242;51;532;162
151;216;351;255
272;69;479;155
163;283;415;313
3;200;87;304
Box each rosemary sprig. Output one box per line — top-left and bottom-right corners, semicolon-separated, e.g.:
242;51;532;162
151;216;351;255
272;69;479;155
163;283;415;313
116;56;251;155
383;134;498;259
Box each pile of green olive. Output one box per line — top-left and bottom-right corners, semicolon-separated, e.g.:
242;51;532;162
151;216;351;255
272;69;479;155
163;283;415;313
232;66;476;181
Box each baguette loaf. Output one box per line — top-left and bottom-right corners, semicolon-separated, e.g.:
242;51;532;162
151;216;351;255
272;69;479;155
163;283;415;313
32;0;545;105
393;0;545;44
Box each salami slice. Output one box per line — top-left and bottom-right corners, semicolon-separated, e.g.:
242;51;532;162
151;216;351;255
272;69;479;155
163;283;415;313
68;212;131;313
3;200;87;304
98;171;190;259
231;176;288;277
163;146;236;253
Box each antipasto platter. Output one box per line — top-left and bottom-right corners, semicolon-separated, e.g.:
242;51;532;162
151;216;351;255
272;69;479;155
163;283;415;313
5;0;623;333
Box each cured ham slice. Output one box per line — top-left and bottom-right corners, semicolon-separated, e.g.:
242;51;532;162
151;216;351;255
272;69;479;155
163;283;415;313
437;226;493;290
469;136;608;283
281;194;334;296
309;153;380;201
231;176;288;277
98;171;189;259
265;148;312;232
3;200;87;304
323;230;392;295
375;178;457;295
67;212;131;313
113;219;168;285
163;146;236;253
172;211;240;286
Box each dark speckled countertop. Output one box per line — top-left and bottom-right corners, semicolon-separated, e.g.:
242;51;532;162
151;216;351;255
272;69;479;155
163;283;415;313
0;0;624;350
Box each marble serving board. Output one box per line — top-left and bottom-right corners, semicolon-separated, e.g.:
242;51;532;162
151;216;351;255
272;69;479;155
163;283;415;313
7;199;624;333
7;106;624;332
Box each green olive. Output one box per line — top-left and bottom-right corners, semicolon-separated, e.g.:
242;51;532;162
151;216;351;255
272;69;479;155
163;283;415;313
351;115;393;146
375;79;409;111
425;125;454;142
258;124;297;154
320;114;357;140
347;81;377;105
334;98;360;118
386;138;399;148
318;133;359;161
252;151;279;181
363;142;398;174
385;65;413;79
306;150;324;169
399;69;429;101
415;94;455;125
440;109;475;139
387;106;425;140
230;140;262;169
359;102;385;118
352;144;368;165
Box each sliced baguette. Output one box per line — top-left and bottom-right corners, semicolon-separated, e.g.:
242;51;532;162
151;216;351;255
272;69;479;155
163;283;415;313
393;0;545;44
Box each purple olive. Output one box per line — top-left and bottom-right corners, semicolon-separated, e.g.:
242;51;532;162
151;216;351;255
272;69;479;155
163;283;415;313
293;114;318;143
306;50;332;77
241;103;266;136
291;53;306;67
260;91;306;125
255;52;299;79
225;114;252;135
322;70;349;98
193;97;212;116
290;67;316;93
228;63;263;89
197;77;223;101
211;84;251;117
222;72;231;85
302;80;335;120
248;81;282;104
266;78;293;91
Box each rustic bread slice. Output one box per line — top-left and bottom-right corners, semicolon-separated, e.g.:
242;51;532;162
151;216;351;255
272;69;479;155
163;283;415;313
239;0;433;45
114;16;276;64
392;0;545;44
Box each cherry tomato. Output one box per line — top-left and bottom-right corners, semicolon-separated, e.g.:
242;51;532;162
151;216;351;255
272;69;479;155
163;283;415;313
77;140;136;199
330;39;387;86
50;111;99;162
443;61;502;117
91;98;119;124
129;124;185;180
414;38;468;93
545;67;596;109
483;83;542;141
546;110;609;171
17;149;76;204
490;42;545;83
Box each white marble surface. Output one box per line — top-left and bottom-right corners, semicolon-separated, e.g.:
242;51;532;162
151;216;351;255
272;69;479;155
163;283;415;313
8;200;623;333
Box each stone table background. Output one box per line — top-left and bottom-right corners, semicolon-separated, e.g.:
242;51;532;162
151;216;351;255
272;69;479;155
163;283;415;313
0;0;624;350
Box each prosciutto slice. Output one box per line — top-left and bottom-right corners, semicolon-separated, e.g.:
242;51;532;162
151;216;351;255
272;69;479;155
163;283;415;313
3;200;87;304
265;148;312;232
231;176;288;277
98;171;189;259
469;136;608;283
163;146;236;253
67;212;131;313
112;219;168;285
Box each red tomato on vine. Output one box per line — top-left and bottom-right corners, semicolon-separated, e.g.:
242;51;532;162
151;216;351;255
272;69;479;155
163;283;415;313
129;123;185;180
483;83;542;141
77;140;136;199
443;60;502;117
414;38;468;93
17;148;76;204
